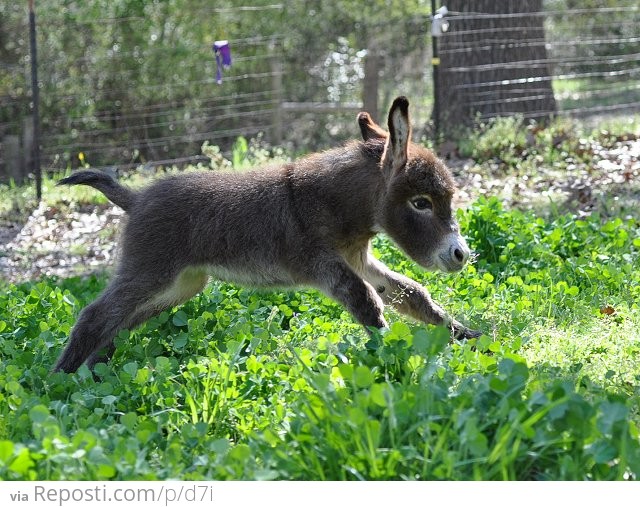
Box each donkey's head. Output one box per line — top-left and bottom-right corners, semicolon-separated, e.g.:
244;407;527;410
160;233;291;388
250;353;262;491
359;96;470;273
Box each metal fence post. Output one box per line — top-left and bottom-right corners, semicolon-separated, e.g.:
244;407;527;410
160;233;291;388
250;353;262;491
28;0;42;200
270;42;283;146
362;40;380;122
430;0;441;143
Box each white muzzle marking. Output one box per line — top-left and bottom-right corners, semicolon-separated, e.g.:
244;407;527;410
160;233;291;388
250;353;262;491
436;233;470;272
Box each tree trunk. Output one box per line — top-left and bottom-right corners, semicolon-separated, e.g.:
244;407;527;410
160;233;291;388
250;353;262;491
436;0;556;132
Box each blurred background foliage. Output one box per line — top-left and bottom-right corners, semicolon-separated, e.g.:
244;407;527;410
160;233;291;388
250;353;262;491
0;0;638;172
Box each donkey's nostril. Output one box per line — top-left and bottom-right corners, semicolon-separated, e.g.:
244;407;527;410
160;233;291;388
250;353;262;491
442;236;470;271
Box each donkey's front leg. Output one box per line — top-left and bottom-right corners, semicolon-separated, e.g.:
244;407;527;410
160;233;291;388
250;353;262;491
311;256;388;331
359;255;480;340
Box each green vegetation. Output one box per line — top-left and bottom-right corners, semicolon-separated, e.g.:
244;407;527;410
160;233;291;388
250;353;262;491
1;194;639;479
458;114;640;166
1;116;639;480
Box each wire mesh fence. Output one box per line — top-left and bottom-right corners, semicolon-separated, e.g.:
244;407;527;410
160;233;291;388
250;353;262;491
0;1;639;183
436;1;640;126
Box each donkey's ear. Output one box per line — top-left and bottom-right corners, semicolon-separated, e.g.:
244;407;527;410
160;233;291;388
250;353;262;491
357;112;387;141
385;96;411;171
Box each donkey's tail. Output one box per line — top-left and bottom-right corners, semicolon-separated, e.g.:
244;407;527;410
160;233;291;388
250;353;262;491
58;170;136;212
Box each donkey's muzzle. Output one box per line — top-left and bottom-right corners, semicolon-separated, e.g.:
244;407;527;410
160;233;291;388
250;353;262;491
438;234;470;272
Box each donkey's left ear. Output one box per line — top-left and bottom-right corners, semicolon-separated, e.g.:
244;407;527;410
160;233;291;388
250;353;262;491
386;96;411;171
357;112;387;141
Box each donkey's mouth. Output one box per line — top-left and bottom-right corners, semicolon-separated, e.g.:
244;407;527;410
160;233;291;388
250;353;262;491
437;254;466;273
435;235;470;273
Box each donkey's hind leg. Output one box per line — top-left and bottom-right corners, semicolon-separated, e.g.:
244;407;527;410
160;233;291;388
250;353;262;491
80;268;209;372
54;278;164;373
85;342;116;371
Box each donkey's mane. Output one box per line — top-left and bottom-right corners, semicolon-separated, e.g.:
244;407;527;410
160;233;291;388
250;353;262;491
360;137;386;160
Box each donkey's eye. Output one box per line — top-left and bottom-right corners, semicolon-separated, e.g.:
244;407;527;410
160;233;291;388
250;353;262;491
411;196;433;211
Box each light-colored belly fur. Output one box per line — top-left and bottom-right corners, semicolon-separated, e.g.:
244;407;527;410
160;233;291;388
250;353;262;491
138;263;297;315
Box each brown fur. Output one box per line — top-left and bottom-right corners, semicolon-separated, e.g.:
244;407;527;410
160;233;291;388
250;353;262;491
53;97;480;373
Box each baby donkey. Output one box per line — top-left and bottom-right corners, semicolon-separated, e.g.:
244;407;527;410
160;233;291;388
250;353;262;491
54;96;480;373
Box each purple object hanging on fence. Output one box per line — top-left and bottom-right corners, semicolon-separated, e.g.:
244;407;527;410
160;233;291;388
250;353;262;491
213;40;232;84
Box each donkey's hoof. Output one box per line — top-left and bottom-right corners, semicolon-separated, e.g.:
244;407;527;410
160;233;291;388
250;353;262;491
453;327;482;341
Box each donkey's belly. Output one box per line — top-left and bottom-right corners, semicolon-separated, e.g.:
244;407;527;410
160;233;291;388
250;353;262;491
205;262;297;288
142;263;296;316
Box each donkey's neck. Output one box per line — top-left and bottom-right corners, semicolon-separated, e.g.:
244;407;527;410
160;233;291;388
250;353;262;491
290;140;386;249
